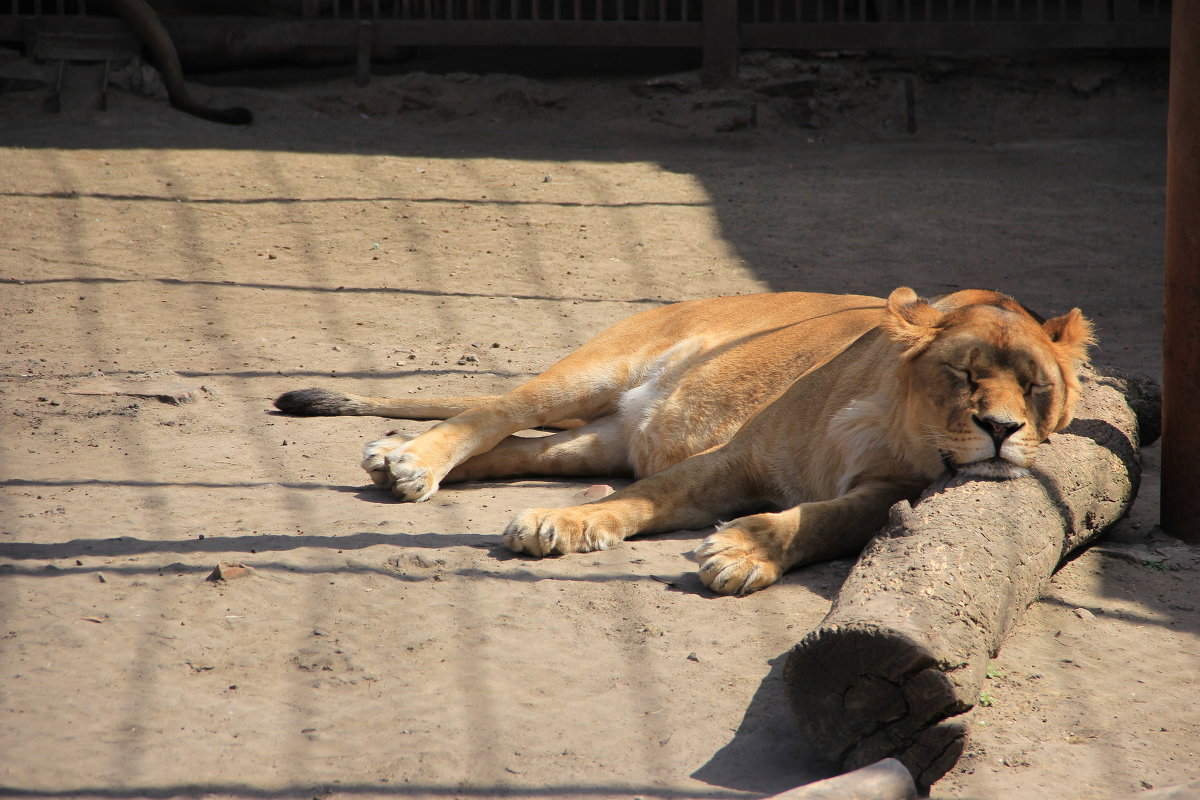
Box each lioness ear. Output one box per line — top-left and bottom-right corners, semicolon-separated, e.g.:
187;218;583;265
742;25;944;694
1043;308;1095;432
1042;308;1095;366
883;287;943;353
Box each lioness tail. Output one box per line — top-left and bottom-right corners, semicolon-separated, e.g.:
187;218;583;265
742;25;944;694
274;387;500;420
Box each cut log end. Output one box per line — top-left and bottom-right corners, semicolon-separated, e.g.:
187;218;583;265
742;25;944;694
784;627;967;788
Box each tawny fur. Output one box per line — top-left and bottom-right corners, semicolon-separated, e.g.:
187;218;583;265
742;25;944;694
276;287;1093;595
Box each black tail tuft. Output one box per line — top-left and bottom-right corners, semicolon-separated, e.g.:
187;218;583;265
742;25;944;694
273;388;353;416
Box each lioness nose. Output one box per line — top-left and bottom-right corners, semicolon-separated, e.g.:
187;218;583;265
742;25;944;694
973;415;1025;446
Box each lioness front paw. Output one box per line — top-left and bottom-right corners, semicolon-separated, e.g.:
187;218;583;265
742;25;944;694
361;436;440;502
503;507;624;557
694;523;783;595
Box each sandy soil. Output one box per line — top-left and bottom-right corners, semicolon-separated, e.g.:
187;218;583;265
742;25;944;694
0;48;1197;799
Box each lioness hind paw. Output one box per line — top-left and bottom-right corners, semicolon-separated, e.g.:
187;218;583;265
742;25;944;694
361;436;440;501
385;451;440;502
361;435;409;487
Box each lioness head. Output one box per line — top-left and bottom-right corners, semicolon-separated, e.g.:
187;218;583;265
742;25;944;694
883;287;1094;479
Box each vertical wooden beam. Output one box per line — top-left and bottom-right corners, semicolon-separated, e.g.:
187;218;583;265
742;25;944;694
1162;0;1200;543
355;19;372;86
702;0;739;87
1112;0;1138;21
1080;0;1108;20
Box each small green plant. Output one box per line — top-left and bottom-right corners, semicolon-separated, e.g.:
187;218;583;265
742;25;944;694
1141;559;1174;571
986;665;1005;679
979;690;995;708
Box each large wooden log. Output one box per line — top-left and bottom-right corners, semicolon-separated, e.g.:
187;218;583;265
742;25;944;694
784;370;1157;789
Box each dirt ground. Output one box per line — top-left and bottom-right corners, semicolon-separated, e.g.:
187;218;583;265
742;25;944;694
1;46;1197;800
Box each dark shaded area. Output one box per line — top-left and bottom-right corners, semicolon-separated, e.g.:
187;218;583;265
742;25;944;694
693;655;836;795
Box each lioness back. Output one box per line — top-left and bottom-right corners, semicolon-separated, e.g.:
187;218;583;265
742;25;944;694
608;292;888;476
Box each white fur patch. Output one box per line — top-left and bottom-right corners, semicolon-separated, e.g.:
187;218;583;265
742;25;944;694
827;385;943;498
958;458;1029;480
617;337;707;436
614;336;716;478
828;395;895;497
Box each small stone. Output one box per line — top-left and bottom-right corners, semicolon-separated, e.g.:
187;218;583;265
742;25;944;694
582;484;615;500
207;562;256;582
1072;607;1096;621
686;652;699;662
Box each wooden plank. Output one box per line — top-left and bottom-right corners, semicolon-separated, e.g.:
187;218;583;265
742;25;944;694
124;12;1171;53
160;17;704;48
739;19;1169;47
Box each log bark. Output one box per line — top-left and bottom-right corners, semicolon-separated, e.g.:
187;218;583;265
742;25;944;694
784;370;1156;789
765;758;916;800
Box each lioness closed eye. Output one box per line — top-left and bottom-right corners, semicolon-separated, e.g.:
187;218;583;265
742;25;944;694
275;287;1093;595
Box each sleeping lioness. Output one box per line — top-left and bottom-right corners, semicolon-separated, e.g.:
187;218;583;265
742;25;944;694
275;287;1093;595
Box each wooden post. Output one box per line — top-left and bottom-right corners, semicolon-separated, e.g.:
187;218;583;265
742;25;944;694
1080;0;1110;21
355;20;373;88
1162;0;1200;543
702;0;739;88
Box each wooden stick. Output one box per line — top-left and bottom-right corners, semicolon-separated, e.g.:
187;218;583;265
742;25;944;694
784;369;1155;789
766;758;916;800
